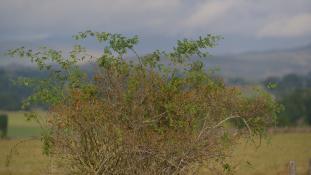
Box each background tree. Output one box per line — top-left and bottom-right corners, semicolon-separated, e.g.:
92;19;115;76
263;72;311;126
278;89;311;125
0;114;8;138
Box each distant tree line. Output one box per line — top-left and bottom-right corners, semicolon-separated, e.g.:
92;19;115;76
1;64;310;127
0;67;46;110
263;72;311;126
0;65;92;111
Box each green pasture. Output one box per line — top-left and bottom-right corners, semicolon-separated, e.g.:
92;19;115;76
0;111;44;138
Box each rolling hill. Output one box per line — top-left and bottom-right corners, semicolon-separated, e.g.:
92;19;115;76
1;43;311;82
206;43;311;81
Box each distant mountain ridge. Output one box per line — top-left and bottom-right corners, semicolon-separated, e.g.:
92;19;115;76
1;43;311;81
205;43;311;81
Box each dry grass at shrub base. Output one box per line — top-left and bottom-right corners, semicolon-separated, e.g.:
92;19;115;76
1;133;311;175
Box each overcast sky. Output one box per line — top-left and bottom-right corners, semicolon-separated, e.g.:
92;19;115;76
1;0;311;55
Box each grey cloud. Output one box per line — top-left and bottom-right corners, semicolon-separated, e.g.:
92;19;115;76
0;0;310;54
257;13;311;38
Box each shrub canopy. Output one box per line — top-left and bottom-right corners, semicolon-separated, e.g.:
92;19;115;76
8;31;281;174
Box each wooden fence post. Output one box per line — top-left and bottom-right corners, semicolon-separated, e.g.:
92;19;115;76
289;160;296;175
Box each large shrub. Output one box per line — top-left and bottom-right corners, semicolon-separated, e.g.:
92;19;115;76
8;31;281;174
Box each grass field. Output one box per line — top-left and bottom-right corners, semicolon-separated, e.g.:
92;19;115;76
0;111;44;138
0;111;311;175
230;133;311;175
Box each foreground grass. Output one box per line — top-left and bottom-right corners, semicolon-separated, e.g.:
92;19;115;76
0;112;310;174
0;139;49;175
1;133;310;175
233;133;311;175
200;133;311;175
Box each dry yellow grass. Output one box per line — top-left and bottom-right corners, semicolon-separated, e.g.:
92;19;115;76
0;139;49;175
201;132;311;175
232;133;311;175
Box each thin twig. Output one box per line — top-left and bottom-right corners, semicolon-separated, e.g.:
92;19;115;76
197;115;241;141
